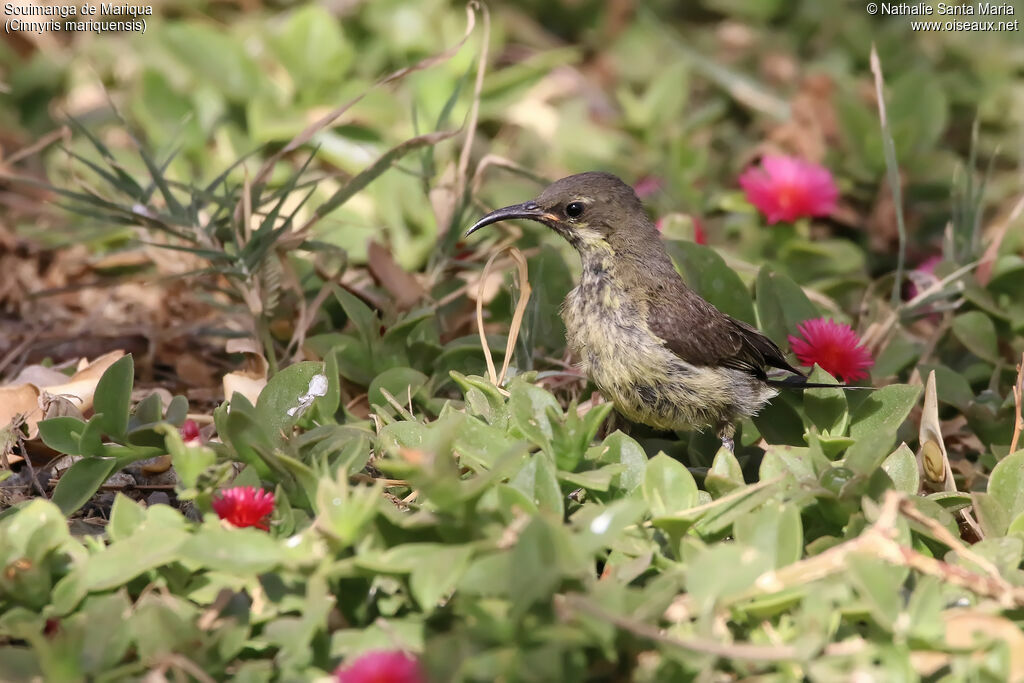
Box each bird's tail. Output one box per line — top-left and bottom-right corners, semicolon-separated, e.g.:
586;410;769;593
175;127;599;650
766;376;874;390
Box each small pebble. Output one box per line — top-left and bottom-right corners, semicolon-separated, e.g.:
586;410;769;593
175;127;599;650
104;472;136;488
0;469;30;488
135;469;179;487
51;455;83;474
92;492;116;510
146;491;171;507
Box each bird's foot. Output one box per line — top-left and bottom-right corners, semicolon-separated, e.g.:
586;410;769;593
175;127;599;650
716;422;736;453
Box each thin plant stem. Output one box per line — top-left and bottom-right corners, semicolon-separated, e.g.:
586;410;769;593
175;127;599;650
870;46;908;310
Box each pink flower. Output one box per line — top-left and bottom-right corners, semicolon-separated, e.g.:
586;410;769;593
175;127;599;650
738;155;838;224
335;651;425;683
787;318;874;383
211;486;275;530
180;419;202;444
692;217;708;245
905;255;942;300
633;176;662;199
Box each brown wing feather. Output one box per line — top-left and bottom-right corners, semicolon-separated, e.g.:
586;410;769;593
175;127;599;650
646;286;803;380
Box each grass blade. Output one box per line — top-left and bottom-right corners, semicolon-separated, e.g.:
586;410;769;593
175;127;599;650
870;45;908;309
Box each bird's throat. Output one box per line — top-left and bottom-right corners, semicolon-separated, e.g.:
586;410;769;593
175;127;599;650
578;241;616;280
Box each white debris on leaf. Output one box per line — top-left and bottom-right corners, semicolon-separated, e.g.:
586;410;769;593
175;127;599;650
589;510;612;535
287;374;329;417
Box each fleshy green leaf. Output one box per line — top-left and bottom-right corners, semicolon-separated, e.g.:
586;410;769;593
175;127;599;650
37;417;87;456
597;431;647;493
256;361;332;440
665;241;756;324
179;525;291;574
988;450;1024;522
803;365;847;435
368;367;428;410
108;494;146;542
754;267;819;347
705;446;744;498
92;354;134;440
642;453;698;516
733;501;802;568
508;381;560;450
951;311;999;363
51;458;119;516
881;443;920;495
409;546;474;611
848;384;921;441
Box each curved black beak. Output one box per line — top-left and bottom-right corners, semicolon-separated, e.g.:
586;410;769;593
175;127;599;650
465;201;553;238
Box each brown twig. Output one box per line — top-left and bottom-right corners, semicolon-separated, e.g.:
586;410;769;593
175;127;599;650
349;474;408;487
860;261;976;355
1011;352;1023;454
0;126;69;168
95;484;178;491
0;328;41;376
472;246;532;389
498;248;532;386
149;654;217;683
16;431;48;499
897;497;1000;580
559;593;801;662
475;250;503;388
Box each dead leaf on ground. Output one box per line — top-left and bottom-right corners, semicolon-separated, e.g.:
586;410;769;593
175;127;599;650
0;350;125;439
0;384;39;437
367;241;425;310
142;455;172;475
222;339;268;406
765;74;839;164
175;354;218;388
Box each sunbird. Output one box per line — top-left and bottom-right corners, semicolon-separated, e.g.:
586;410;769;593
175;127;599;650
466;172;860;452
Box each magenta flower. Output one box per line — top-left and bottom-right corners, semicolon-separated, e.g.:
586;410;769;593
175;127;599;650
633;176;662;199
211;486;275;531
335;651;425;683
738;155;838;224
692;217;708;245
180;419;202;444
905;254;942;300
787;318;874;383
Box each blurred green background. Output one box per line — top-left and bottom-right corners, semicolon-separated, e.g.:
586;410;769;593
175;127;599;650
3;4;1024;681
4;0;1022;271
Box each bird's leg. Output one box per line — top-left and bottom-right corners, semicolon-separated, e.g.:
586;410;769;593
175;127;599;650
716;422;736;453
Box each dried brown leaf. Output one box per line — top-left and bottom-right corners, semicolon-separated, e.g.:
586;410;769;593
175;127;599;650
367;241;424;310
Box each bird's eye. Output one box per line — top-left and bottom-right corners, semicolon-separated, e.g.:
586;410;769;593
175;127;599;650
565;201;585;218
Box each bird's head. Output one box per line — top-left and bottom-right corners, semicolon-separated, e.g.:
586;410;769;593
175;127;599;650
465;172;658;253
